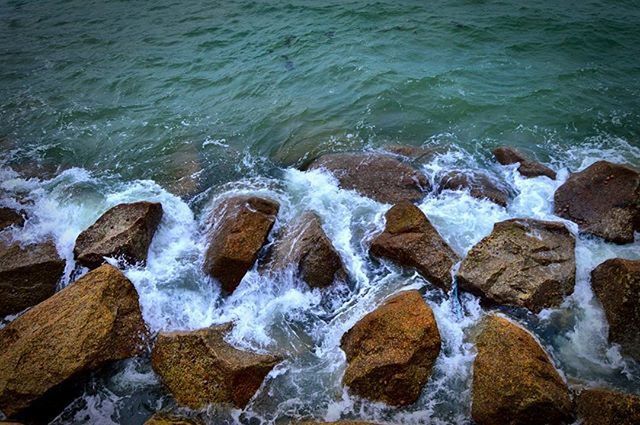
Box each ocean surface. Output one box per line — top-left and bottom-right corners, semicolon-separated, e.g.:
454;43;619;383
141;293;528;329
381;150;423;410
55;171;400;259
1;0;640;424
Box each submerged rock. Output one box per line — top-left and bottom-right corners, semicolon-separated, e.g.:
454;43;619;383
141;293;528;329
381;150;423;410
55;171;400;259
151;323;282;409
591;258;640;360
299;422;379;425
203;196;279;293
437;170;510;207
457;218;575;313
471;315;573;425
370;201;458;290
340;290;441;406
307;152;429;204
0;207;25;231
74;201;163;269
145;413;204;425
383;144;437;162
0;264;148;418
554;161;640;244
0;240;65;317
576;388;640;425
493;146;557;179
269;211;346;288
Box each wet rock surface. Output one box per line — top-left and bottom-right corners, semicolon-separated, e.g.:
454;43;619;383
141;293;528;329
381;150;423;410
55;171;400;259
0;240;65;317
151;323;282;409
436;170;510;207
554;160;640;244
307;152;429;204
0;264;148;418
340;290;441;406
370;201;459;290
493;146;557;179
0;207;25;231
269;211;346;288
74;201;163;268
203;196;279;293
591;258;640;360
457;218;576;312
144;413;204;425
576;388;640;425
471;315;573;425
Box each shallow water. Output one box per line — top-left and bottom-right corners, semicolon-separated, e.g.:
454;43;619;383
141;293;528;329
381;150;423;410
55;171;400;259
1;1;640;424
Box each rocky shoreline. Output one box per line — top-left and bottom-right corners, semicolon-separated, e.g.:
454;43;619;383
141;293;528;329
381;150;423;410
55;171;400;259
0;145;639;424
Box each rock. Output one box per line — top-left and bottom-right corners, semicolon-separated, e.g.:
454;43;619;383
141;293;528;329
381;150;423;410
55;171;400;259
383;144;436;161
0;240;65;317
269;212;346;288
437;171;510;207
298;422;379;425
203;196;279;293
471;315;573;425
554;161;640;244
457;218;575;313
74;201;163;269
0;207;25;231
493;146;557;179
370;201;459;291
340;290;441;406
145;413;204;425
576;388;640;425
0;264;148;418
591;258;640;360
307;153;429;204
151;323;281;409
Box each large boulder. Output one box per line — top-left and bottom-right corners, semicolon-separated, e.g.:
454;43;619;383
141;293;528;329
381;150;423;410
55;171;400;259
554;161;640;244
370;201;459;291
437;171;510;207
307;153;429;204
74;201;163;269
203;196;279;293
340;290;441;406
576;388;640;425
0;207;25;231
457;218;575;312
493;146;557;179
0;240;65;317
591;258;640;360
0;264;148;418
151;323;281;409
471;315;573;425
269;211;346;288
145;413;204;425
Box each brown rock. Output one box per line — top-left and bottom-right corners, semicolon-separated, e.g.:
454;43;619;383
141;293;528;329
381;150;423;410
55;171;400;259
554;161;640;244
269;212;346;288
298;422;379;425
471;315;573;425
383;144;436;161
576;388;640;425
203;196;279;293
151;323;281;409
437;171;510;207
0;240;65;317
457;218;575;313
493;146;557;179
0;264;148;417
74;201;163;269
0;207;24;231
307;153;429;204
370;201;459;291
145;413;204;425
340;290;441;406
591;258;640;360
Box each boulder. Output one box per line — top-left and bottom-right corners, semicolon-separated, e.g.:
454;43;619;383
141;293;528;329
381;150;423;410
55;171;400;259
307;153;429;204
554;161;640;244
0;240;65;317
74;201;163;269
269;212;346;288
340;290;441;406
0;207;24;231
493;146;556;179
591;258;640;360
145;413;204;425
471;315;573;425
437;171;510;207
383;144;436;161
203;196;279;293
370;201;459;291
576;388;640;425
299;422;379;425
457;218;575;313
151;323;281;409
0;264;148;418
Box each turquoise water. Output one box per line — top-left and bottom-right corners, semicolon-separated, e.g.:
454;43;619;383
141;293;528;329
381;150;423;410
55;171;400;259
1;1;640;425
